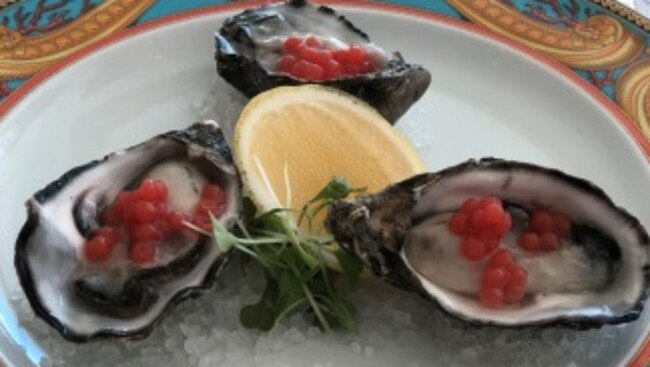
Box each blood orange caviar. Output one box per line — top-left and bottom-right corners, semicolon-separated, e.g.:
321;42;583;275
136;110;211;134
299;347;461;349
518;209;572;253
276;36;375;80
480;249;528;307
84;180;228;264
446;197;532;307
447;196;511;262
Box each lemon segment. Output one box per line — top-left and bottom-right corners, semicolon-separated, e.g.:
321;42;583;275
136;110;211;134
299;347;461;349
233;85;425;215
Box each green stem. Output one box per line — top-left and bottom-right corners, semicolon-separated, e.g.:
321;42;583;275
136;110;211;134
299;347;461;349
237;237;288;245
301;282;332;332
274;298;308;327
304;242;342;273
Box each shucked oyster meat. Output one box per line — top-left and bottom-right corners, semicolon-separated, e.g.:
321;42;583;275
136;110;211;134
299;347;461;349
215;0;431;123
14;122;241;342
327;158;650;328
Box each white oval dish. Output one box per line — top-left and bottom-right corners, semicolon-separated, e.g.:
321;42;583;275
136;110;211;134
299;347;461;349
0;3;648;366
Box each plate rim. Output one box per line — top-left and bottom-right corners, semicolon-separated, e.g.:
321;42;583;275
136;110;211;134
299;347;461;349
0;1;648;366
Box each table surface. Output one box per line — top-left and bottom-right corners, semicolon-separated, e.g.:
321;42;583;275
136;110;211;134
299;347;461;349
0;0;648;145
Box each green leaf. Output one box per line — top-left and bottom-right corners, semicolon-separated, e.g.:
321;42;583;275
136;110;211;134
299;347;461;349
299;264;324;284
308;177;360;203
275;271;307;319
210;216;240;252
240;303;276;331
240;272;279;331
254;209;293;233
327;298;358;333
334;249;364;289
273;298;308;326
203;179;364;334
241;197;258;225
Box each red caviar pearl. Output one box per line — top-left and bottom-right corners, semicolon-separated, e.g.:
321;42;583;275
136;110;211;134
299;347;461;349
345;63;361;75
497;213;512;236
553;213;572;237
153;181;168;201
196;199;221;218
332;49;348;64
531;210;554;234
154;220;171;238
95;226;120;245
290;60;310;79
347;45;367;64
461;198;480;214
154;202;168;217
277;55;297;73
314;50;333;66
300;47;320;64
84;236;115;263
131;224;163;243
471;209;487;231
447;212;469;236
101;207;122;226
101;191;138;227
137;179;167;202
191;216;211;232
484;204;504;226
323;59;343;79
460;237;486;261
482;267;509;288
540;232;560;251
479;251;529;307
518;232;541;252
115;191;134;209
480;287;504;307
304;62;325;80
129;201;157;225
488;249;514;268
166;212;188;232
283;36;302;54
202;184;226;203
129;241;156;264
484;237;499;253
507;265;528;287
504;284;525;304
305;36;320;48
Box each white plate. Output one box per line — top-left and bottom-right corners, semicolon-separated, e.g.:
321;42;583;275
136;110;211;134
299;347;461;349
0;3;649;366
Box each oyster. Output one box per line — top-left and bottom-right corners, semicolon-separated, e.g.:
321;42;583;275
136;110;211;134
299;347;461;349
327;158;650;328
215;0;431;123
14;122;241;342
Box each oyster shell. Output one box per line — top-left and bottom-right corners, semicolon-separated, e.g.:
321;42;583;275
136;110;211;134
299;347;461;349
327;158;650;328
215;0;431;123
14;122;241;342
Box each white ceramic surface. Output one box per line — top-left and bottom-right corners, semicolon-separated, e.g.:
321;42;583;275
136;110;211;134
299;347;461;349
0;5;649;366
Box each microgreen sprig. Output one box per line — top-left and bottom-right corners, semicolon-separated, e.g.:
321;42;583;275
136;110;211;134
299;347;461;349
206;177;365;332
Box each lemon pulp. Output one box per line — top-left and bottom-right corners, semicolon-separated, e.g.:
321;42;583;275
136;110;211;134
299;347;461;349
234;85;425;217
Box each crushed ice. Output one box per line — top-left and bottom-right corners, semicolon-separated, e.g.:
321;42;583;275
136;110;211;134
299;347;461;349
7;76;643;366
10;258;640;366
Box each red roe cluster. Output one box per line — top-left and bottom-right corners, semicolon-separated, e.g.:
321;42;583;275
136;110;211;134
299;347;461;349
83;179;227;265
480;249;528;307
447;196;528;308
518;209;571;252
447;197;512;261
276;36;375;81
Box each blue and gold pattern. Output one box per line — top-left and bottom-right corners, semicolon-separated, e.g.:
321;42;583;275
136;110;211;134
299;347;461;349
0;0;648;137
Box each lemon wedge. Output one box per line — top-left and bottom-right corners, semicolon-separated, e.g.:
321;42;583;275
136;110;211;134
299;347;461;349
233;85;425;216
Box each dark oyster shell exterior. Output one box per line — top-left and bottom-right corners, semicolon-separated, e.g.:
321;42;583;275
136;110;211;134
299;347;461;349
15;123;240;342
215;0;431;123
326;158;650;329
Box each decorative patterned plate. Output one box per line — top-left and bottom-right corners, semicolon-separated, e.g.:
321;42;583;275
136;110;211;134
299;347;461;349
0;0;649;366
